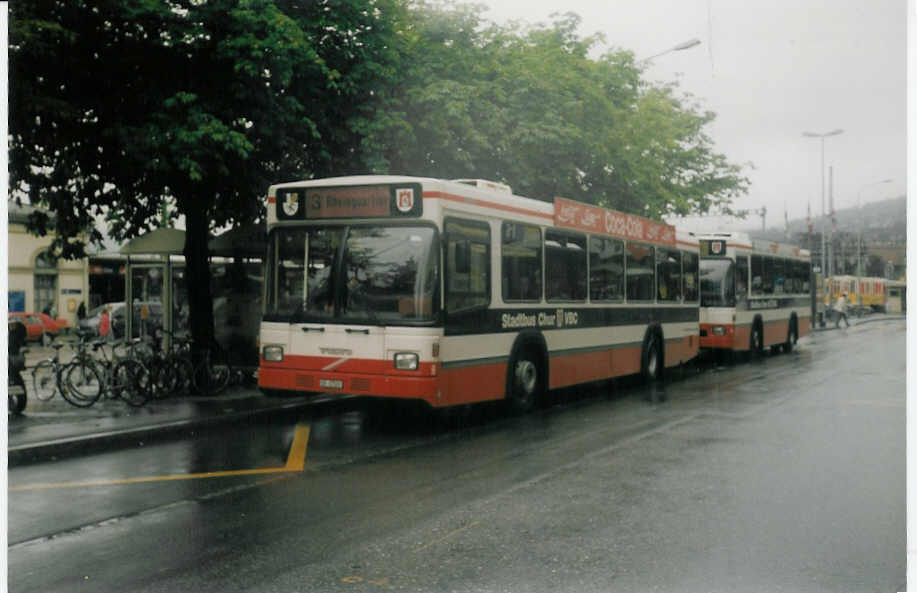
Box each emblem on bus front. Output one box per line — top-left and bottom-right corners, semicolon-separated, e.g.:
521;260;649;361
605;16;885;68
283;192;300;216
396;188;415;213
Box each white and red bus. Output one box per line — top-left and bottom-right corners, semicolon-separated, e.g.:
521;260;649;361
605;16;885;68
258;176;700;411
696;232;811;354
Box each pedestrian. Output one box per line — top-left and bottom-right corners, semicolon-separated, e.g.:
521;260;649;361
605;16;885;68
76;301;86;320
99;305;112;340
834;292;850;328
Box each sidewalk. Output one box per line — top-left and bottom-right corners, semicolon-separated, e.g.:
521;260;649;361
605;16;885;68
812;312;905;331
7;378;331;466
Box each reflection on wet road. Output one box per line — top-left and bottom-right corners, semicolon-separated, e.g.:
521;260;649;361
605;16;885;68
7;320;905;593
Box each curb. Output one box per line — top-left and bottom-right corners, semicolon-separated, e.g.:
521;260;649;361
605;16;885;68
812;314;905;332
7;396;342;467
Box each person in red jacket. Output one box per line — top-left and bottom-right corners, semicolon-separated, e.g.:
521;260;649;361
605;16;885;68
99;306;112;340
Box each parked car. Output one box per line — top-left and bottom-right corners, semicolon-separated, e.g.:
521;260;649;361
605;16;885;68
80;302;163;338
8;312;63;343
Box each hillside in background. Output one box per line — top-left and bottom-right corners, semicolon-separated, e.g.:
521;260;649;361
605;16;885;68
750;195;906;244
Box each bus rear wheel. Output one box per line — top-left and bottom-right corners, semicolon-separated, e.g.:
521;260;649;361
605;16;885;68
750;323;764;358
783;318;798;353
641;331;663;384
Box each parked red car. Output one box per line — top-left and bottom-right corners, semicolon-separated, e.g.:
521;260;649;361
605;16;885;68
7;312;65;342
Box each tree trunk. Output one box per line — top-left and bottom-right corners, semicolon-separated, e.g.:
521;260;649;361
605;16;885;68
183;198;215;357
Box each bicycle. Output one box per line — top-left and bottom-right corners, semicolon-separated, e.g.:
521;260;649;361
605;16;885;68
94;338;152;407
31;341;71;403
134;331;188;400
61;331;104;407
192;338;231;396
158;329;195;397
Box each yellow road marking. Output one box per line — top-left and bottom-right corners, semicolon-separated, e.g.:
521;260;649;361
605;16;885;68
10;423;311;492
284;423;310;471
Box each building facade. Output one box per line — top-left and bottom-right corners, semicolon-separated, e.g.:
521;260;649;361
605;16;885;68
7;202;89;328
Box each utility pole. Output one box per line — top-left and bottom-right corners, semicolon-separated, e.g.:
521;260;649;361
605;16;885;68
802;128;844;277
828;165;834;277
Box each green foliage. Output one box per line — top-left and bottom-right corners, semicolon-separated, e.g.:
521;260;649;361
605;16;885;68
10;0;747;342
10;0;403;344
9;0;403;252
361;2;748;220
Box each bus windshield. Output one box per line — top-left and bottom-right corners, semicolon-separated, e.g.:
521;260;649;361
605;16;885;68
700;258;736;307
268;225;439;324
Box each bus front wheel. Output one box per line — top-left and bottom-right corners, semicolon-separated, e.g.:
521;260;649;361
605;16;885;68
508;348;543;413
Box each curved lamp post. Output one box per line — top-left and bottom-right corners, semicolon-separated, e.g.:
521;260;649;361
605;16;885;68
802;129;844;277
640;38;702;63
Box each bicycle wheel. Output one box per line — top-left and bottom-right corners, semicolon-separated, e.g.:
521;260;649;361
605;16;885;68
192;355;230;396
62;362;103;407
169;355;195;396
147;356;176;399
32;360;59;401
112;359;150;407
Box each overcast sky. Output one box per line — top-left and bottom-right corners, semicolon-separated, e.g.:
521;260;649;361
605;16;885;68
478;0;907;232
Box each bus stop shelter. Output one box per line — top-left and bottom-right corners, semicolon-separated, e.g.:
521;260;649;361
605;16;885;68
119;225;265;364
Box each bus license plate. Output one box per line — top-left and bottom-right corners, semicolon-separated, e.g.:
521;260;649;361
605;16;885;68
320;379;343;390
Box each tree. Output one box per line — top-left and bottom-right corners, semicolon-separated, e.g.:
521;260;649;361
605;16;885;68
361;4;749;219
10;0;403;350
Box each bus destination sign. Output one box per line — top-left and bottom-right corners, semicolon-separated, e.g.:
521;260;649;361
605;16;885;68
553;197;675;246
275;183;422;220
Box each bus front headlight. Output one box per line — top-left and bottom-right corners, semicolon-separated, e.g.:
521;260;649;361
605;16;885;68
394;352;419;371
263;345;284;362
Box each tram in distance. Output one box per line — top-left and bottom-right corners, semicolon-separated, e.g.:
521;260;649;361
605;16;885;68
695;232;812;355
257;175;702;411
824;275;889;312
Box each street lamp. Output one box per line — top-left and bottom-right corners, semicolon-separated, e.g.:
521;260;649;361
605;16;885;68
640;38;702;63
802;128;844;278
856;178;893;278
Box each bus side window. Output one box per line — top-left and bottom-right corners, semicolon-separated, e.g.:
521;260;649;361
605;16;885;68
589;237;624;301
625;242;655;302
502;222;542;302
773;258;785;294
682;251;698;302
445;218;491;312
656;248;681;302
736;255;749;303
545;229;586;302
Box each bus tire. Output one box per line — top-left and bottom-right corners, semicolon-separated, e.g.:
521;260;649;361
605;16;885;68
750;319;764;358
641;328;664;384
783;316;798;353
507;346;544;413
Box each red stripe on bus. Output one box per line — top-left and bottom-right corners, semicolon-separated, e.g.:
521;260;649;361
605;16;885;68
260;336;700;407
441;361;507;405
258;366;440;401
763;319;790;348
260;354;435;377
701;316;810;351
423;191;554;221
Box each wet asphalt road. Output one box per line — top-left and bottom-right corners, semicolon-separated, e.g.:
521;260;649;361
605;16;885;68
8;319;905;592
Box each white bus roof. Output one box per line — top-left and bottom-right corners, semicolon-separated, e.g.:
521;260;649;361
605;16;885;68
692;231;810;259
